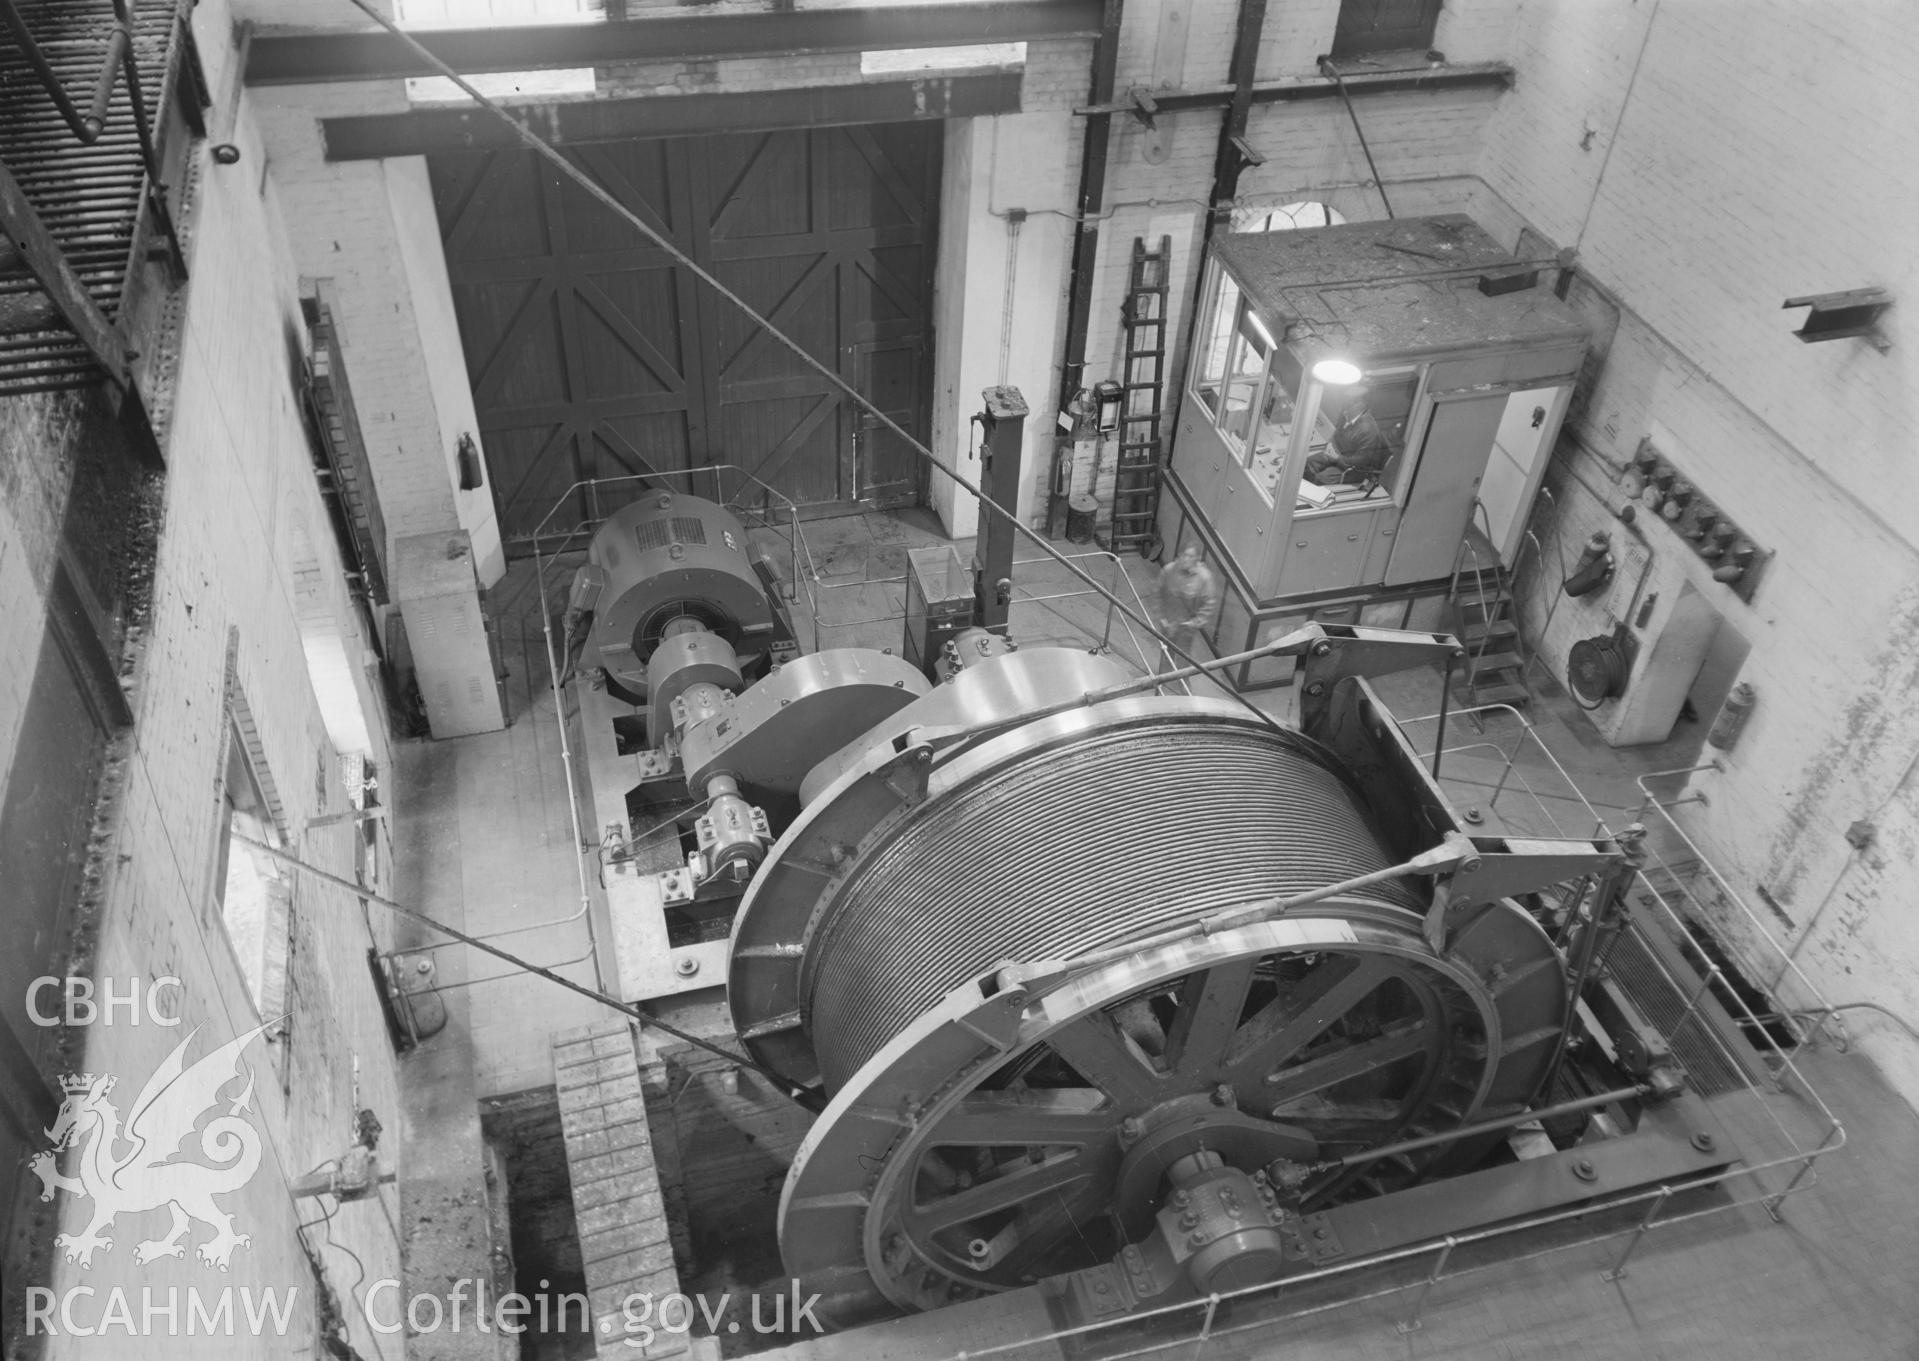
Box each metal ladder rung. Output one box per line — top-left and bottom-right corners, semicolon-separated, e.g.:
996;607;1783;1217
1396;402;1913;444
1103;234;1173;553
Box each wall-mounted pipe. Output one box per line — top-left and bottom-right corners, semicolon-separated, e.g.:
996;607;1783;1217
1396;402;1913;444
1206;0;1270;231
1318;57;1396;219
1055;0;1125;415
0;0;132;143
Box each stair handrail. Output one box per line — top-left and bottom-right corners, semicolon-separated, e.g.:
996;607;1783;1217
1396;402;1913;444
1512;527;1544;680
1459;536;1495;674
1445;530;1472;607
1472;497;1524;681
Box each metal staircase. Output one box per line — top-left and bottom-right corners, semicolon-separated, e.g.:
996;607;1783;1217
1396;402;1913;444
0;0;194;399
1449;528;1531;708
1108;235;1171;557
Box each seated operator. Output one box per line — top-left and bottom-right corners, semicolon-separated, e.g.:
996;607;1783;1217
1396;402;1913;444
1304;385;1393;489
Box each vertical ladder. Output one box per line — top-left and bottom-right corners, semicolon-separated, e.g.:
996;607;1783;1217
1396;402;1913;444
1109;236;1171;557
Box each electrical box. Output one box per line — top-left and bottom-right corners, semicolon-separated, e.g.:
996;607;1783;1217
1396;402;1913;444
392;530;507;738
903;544;976;678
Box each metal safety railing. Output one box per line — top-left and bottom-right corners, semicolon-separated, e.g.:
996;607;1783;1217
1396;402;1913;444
525;465;809;604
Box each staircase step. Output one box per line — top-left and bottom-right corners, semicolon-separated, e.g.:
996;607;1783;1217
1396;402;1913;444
1459;617;1519;643
1467;656;1524;679
1465;679;1532;705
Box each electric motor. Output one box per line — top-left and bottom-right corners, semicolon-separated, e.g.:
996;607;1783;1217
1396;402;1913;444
571;491;774;693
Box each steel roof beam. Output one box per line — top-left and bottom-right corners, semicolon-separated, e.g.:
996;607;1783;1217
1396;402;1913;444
1076;62;1515;116
247;0;1101;86
320;73;1024;160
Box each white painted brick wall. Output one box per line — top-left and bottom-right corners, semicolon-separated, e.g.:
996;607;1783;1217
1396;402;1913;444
1480;0;1919;1102
245;82;482;566
1482;0;1919;539
1023;37;1095;110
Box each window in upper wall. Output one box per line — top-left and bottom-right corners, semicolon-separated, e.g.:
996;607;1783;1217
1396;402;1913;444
399;0;596;27
209;638;294;1024
1233;201;1348;233
1329;0;1442;59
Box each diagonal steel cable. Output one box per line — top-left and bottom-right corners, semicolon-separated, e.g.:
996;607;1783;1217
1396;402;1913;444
336;0;1285;736
234;831;825;1109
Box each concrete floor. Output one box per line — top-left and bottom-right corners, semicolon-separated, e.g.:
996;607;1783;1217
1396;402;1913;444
387;508;1919;1361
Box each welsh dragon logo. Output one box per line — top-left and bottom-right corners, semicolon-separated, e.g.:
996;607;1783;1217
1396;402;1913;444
30;1019;276;1271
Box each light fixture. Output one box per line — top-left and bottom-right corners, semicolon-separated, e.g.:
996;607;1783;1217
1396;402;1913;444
1312;358;1363;385
1247;312;1277;349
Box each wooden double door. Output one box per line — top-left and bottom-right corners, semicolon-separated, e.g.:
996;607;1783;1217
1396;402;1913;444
429;121;940;552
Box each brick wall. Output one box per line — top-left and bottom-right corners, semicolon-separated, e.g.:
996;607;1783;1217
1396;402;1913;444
3;7;409;1353
1481;1;1919;1101
0;396;82;778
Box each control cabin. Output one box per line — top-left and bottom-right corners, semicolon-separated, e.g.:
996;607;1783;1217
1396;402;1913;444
1159;214;1589;687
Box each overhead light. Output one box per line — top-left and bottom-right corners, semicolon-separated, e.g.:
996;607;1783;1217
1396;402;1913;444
1312;358;1364;385
1247;312;1277;348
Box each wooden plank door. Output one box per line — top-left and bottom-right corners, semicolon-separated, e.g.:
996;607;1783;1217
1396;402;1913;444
430;120;939;553
429;142;704;548
698;122;935;513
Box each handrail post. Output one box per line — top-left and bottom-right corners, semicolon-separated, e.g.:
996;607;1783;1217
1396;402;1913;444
1192;1292;1219;1359
1101;552;1119;653
1764;1125;1840;1221
1397;1236;1456;1334
1486;724;1523;811
1677;964;1723;1027
1602;1185;1670;1281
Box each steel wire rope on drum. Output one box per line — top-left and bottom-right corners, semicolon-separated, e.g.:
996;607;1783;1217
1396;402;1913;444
800;716;1422;1093
337;0;1289;741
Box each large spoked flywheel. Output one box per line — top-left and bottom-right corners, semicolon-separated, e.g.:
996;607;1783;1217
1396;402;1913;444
725;657;1566;1323
780;908;1561;1319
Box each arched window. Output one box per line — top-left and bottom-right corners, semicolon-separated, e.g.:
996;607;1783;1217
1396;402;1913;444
1232;201;1347;233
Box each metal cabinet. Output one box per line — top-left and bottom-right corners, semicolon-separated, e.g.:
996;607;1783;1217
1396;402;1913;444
1279;509;1375;594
